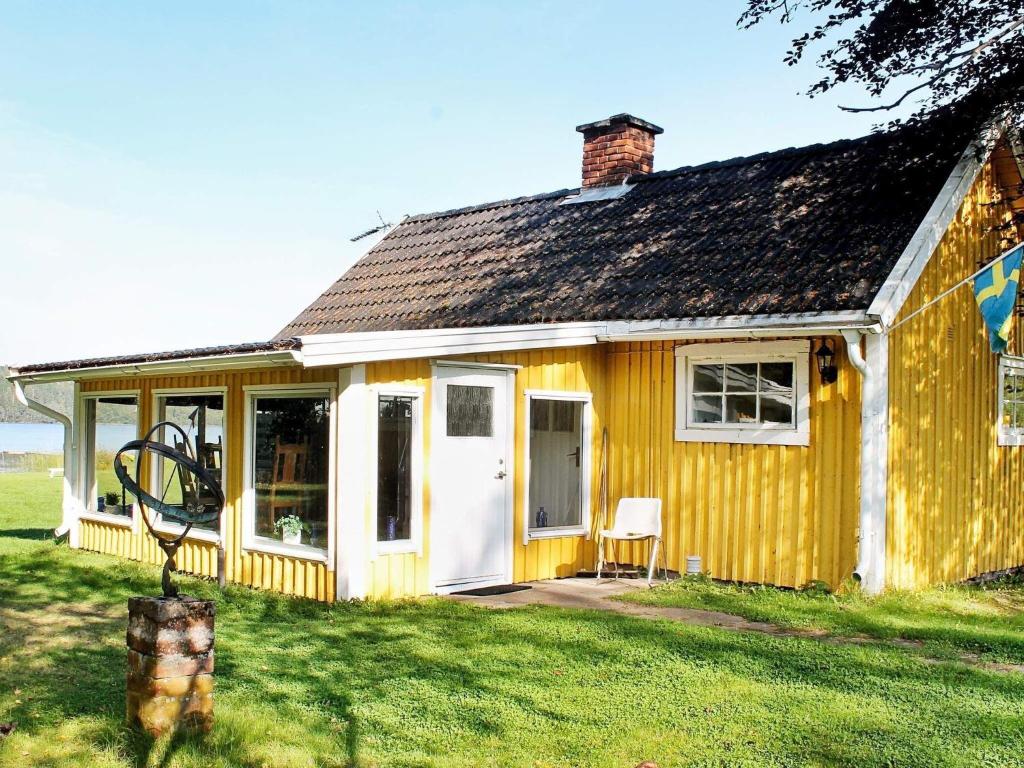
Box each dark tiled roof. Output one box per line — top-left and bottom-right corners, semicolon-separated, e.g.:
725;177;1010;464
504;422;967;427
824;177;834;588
276;116;981;338
12;339;301;375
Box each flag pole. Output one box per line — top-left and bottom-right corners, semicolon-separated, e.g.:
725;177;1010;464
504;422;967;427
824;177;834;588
888;241;1023;333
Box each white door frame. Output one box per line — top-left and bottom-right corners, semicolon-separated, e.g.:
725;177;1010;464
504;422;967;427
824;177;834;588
429;362;516;594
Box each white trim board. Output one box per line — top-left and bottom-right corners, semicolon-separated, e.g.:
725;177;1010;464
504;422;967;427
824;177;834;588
868;133;999;328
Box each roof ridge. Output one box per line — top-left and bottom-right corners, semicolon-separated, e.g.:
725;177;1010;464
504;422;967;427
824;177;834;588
396;131;886;226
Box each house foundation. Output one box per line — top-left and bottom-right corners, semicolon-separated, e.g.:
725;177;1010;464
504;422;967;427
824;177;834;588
126;596;214;736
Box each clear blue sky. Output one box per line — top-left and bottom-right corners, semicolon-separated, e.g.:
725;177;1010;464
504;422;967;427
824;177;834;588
0;1;901;366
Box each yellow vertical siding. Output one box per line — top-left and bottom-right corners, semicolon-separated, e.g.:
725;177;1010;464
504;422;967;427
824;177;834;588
79;367;336;601
887;162;1024;589
605;338;861;590
363;346;607;598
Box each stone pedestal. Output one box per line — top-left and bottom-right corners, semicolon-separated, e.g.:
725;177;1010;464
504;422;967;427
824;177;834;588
126;596;214;736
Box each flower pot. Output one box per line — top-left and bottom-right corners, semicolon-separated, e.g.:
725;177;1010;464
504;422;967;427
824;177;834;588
282;530;302;546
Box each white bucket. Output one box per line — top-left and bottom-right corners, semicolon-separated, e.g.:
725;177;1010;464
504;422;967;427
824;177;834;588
685;555;702;575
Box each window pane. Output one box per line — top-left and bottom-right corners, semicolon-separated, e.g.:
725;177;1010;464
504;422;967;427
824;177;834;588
692;395;723;424
760;363;794;394
378;395;414;542
761;394;794;425
725;395;758;424
1016;401;1024;430
154;394;224;530
725;364;758;392
90;396;138;516
253;396;330;549
529;399;583;529
446;385;493;437
692;365;724;393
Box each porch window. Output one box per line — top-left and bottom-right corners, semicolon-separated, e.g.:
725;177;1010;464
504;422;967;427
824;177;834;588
375;391;423;553
674;340;811;446
151;392;225;536
525;391;591;540
248;392;331;552
82;393;139;520
999;356;1024;446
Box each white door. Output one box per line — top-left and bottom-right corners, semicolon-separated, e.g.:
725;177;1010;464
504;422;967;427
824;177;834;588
431;366;511;591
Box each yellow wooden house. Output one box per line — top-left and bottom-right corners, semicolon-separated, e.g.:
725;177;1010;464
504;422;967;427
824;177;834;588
9;111;1024;599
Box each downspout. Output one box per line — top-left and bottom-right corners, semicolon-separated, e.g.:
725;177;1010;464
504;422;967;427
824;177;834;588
10;378;79;547
840;329;888;594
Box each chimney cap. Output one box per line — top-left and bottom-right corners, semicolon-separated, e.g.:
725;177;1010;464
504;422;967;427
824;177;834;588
576;113;664;136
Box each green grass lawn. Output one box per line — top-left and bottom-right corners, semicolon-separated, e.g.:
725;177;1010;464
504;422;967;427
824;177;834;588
617;574;1024;666
2;473;1024;767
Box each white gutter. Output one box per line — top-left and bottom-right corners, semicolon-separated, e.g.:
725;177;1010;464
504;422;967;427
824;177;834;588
841;329;888;594
9;349;302;385
10;378;79;546
602;312;880;341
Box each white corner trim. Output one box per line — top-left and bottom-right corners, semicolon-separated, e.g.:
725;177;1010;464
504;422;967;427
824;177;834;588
673;340;811;446
336;365;369;600
867;135;997;328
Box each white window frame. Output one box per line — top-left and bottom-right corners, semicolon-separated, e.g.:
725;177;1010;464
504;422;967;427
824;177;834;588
370;386;425;557
998;356;1024;447
241;383;336;564
76;389;141;528
674;340;811;446
522;389;592;543
148;386;228;544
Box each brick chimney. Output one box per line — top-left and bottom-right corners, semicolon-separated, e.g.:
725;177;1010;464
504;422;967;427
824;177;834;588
576;113;663;188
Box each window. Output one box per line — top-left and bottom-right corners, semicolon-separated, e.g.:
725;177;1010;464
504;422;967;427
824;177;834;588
674;341;810;446
446;384;492;437
375;391;422;553
82;393;139;519
151;392;225;535
525;392;591;540
248;392;331;552
999;357;1024;446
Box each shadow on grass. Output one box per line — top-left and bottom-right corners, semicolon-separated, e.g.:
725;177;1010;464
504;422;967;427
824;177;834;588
0;527;54;541
3;542;1024;766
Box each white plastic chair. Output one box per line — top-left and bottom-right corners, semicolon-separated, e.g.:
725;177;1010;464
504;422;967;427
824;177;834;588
596;497;666;587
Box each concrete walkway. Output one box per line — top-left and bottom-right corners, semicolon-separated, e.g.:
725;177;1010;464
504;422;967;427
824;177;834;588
448;577;787;633
448;577;1024;674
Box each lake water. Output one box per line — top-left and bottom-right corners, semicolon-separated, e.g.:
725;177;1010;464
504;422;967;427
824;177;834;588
0;423;224;454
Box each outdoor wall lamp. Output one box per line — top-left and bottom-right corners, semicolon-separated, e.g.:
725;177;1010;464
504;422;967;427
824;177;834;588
815;339;838;384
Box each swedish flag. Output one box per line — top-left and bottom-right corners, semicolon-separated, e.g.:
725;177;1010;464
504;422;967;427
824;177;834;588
974;245;1024;353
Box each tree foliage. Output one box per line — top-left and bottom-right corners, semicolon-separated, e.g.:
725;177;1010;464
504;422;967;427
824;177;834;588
741;1;1024;126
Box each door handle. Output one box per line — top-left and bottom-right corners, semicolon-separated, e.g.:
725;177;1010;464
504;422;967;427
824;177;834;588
495;470;506;479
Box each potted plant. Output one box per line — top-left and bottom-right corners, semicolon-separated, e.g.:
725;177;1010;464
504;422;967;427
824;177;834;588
104;491;121;514
274;515;308;546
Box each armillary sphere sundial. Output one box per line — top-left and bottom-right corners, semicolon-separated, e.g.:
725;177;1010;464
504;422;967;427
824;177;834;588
114;421;225;598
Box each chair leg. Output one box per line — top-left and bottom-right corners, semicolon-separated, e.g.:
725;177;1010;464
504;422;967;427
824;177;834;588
647;537;659;587
612;540;620;580
596;535;604;581
658;537;668;581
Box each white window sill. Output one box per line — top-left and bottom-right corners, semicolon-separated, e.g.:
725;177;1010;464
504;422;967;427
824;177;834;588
242;538;328;563
675;427;809;446
528;525;587;540
80;510;135;528
999;431;1024;447
374;539;419;557
154;522;221;544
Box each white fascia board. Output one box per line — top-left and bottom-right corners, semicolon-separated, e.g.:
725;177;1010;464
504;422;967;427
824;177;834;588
299;322;605;367
867;132;999;328
8;350;303;384
601;311;879;341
